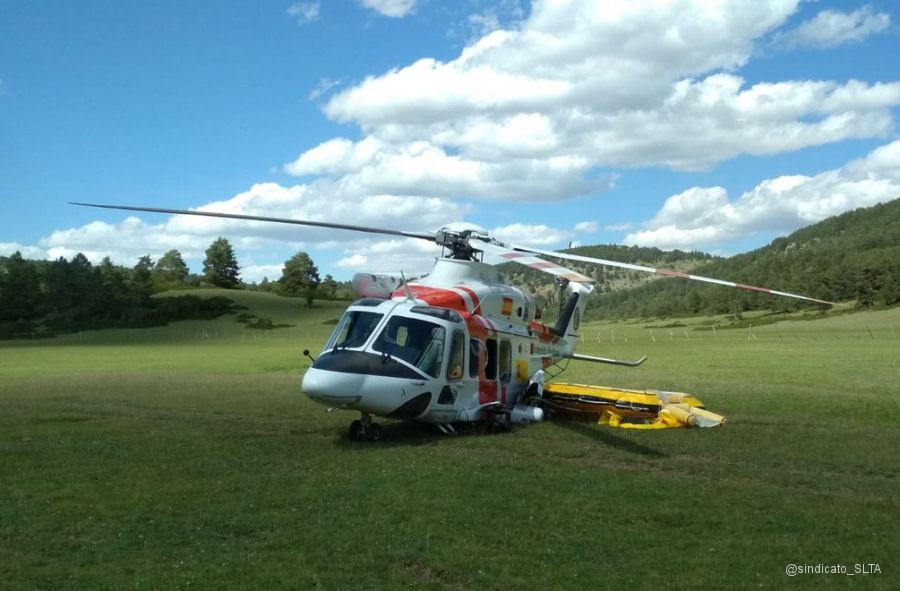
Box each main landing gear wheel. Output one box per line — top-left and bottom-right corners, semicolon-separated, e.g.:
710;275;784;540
348;414;382;442
485;408;512;434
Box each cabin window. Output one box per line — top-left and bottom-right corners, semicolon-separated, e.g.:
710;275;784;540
372;316;445;378
326;311;383;350
447;331;465;380
469;339;482;378
499;340;512;383
485;338;498;380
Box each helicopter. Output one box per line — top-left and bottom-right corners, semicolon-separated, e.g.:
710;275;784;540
72;202;837;441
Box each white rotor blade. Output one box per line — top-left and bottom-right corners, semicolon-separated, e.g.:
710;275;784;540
502;243;841;307
472;238;593;283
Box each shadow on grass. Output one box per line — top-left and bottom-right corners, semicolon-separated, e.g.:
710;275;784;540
332;419;482;448
329;417;566;448
553;420;667;458
331;416;668;457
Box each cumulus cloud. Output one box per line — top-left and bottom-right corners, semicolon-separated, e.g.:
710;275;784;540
773;5;890;50
625;140;900;250
574;221;598;233
284;136;610;200
285;0;900;206
357;0;416;18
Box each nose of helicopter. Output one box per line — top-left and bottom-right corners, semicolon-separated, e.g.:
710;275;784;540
301;367;364;408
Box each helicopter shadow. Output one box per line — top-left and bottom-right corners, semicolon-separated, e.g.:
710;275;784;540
552;420;667;458
331;420;486;449
331;418;667;457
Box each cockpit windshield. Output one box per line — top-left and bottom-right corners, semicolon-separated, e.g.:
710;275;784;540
325;310;384;350
372;316;446;378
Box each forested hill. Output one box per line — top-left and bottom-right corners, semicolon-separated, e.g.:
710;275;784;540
580;198;900;319
499;245;717;296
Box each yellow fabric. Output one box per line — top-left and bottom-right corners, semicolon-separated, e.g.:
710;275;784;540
544;382;726;429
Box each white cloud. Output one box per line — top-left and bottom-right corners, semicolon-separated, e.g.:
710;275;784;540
287;0;900;205
625;139;900;250
1;242;46;259
286;2;320;24
334;237;440;276
357;0;416;18
285;136;609;200
490;222;571;247
240;263;284;284
574;221;598;233
336;253;368;268
773;5;890;50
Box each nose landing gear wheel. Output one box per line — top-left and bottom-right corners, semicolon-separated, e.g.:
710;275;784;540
348;414;382;442
348;419;365;442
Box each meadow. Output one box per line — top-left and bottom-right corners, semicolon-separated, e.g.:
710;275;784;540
1;290;898;590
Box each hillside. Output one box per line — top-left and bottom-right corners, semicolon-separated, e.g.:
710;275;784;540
499;245;718;311
521;199;900;319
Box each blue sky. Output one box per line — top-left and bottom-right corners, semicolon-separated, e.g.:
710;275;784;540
1;0;899;282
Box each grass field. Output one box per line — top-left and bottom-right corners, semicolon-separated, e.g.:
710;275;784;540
1;290;898;589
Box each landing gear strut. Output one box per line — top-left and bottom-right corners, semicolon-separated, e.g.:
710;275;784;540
348;413;382;442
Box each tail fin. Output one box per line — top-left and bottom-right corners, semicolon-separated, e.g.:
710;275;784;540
551;283;593;353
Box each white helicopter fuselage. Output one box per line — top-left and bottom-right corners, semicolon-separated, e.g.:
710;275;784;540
302;258;590;428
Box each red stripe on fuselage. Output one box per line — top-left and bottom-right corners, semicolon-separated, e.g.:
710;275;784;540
455;285;481;313
393;285;469;313
529;320;559;344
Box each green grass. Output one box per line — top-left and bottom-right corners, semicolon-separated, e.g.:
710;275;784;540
1;292;898;589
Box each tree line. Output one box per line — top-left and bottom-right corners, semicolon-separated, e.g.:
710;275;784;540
583;200;900;319
0;236;344;339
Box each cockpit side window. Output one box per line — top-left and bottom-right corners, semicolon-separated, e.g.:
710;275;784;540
326;310;383;350
447;331;465;380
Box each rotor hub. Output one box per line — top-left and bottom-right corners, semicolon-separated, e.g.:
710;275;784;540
435;223;490;260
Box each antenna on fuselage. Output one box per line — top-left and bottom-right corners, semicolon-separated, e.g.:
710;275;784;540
400;270;415;302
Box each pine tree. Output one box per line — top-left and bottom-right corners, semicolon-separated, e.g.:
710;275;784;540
203;237;240;288
279;252;320;307
132;255;155;306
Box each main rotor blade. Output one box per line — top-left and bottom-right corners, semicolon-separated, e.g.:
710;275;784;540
471;237;594;283
69;202;436;242
503;243;842;307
